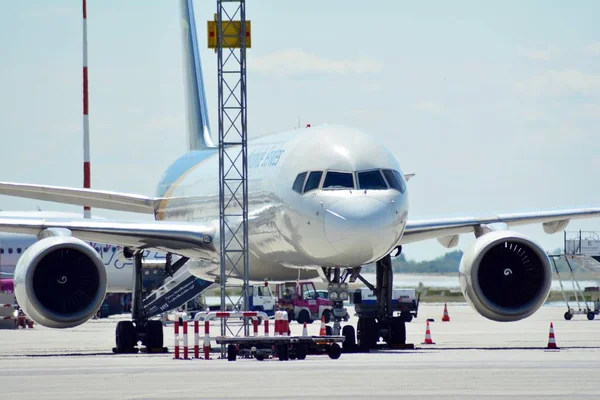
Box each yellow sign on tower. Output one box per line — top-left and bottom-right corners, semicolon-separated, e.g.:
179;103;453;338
207;14;251;49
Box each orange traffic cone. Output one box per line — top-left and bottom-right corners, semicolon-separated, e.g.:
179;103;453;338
302;322;308;336
442;303;450;322
546;322;559;349
319;315;327;336
422;320;435;344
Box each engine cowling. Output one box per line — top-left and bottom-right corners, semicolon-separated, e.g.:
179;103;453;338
14;236;107;328
459;230;552;322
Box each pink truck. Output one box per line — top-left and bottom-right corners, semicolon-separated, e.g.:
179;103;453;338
275;281;333;324
0;278;13;293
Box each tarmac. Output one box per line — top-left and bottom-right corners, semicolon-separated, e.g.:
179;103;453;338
1;304;599;399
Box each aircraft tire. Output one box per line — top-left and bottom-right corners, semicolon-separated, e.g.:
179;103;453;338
145;320;164;349
342;325;356;352
297;310;310;325
389;317;406;345
115;321;136;352
357;318;378;351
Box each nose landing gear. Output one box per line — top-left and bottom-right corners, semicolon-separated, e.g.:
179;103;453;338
324;247;409;352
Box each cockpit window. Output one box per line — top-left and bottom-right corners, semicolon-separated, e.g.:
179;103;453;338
323;171;354;189
393;170;407;193
357;170;388;190
304;171;323;192
292;172;307;193
383;169;406;193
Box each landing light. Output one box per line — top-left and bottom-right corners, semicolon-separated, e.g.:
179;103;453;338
390;246;402;257
328;282;349;302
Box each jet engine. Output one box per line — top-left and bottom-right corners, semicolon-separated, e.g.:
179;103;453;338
13;236;107;328
459;230;552;322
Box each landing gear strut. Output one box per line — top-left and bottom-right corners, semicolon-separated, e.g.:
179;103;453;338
324;268;349;336
113;250;166;354
355;247;407;350
372;252;406;347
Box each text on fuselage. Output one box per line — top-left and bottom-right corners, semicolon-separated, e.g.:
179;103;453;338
248;146;285;169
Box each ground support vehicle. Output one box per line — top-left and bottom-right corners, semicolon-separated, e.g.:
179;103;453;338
216;335;344;361
351;288;419;323
15;309;34;329
248;284;276;316
275;281;333;324
192;310;343;361
550;255;600;320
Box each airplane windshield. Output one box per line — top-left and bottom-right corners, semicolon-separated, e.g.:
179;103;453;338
323;171;354;189
304;171;323;192
292;172;307;193
357;170;388;190
293;169;405;193
382;169;405;193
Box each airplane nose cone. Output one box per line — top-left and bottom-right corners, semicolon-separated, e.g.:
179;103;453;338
324;197;395;263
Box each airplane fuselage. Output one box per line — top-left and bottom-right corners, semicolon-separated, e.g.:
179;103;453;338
155;125;409;282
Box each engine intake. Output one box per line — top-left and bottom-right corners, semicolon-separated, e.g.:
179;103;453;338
459;230;552;322
14;236;107;328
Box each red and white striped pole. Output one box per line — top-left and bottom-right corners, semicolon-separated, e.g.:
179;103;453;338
203;320;210;360
82;0;91;219
174;321;180;359
182;321;189;359
193;321;199;359
264;319;269;337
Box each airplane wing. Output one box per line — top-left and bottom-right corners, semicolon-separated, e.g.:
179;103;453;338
0;216;217;259
0;182;161;214
401;207;600;246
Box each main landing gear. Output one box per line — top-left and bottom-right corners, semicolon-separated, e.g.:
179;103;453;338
324;247;407;352
365;252;406;349
113;250;167;354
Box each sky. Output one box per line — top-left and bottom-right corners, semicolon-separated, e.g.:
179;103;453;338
0;1;599;262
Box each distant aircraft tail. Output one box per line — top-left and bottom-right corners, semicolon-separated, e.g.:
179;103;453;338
180;0;215;150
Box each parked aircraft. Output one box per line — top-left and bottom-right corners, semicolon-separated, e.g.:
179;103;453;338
0;0;598;351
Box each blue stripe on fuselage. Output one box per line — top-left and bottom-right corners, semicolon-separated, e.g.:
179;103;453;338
155;149;217;198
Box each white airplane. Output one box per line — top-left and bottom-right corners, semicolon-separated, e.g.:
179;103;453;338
1;0;600;352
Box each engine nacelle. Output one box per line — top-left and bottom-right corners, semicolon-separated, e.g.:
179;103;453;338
459;230;552;322
14;236;107;328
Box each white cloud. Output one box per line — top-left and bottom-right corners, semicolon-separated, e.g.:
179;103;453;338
586;42;600;56
523;47;558;61
517;69;600;96
575;103;600;119
249;48;383;76
414;102;444;114
521;110;552;122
